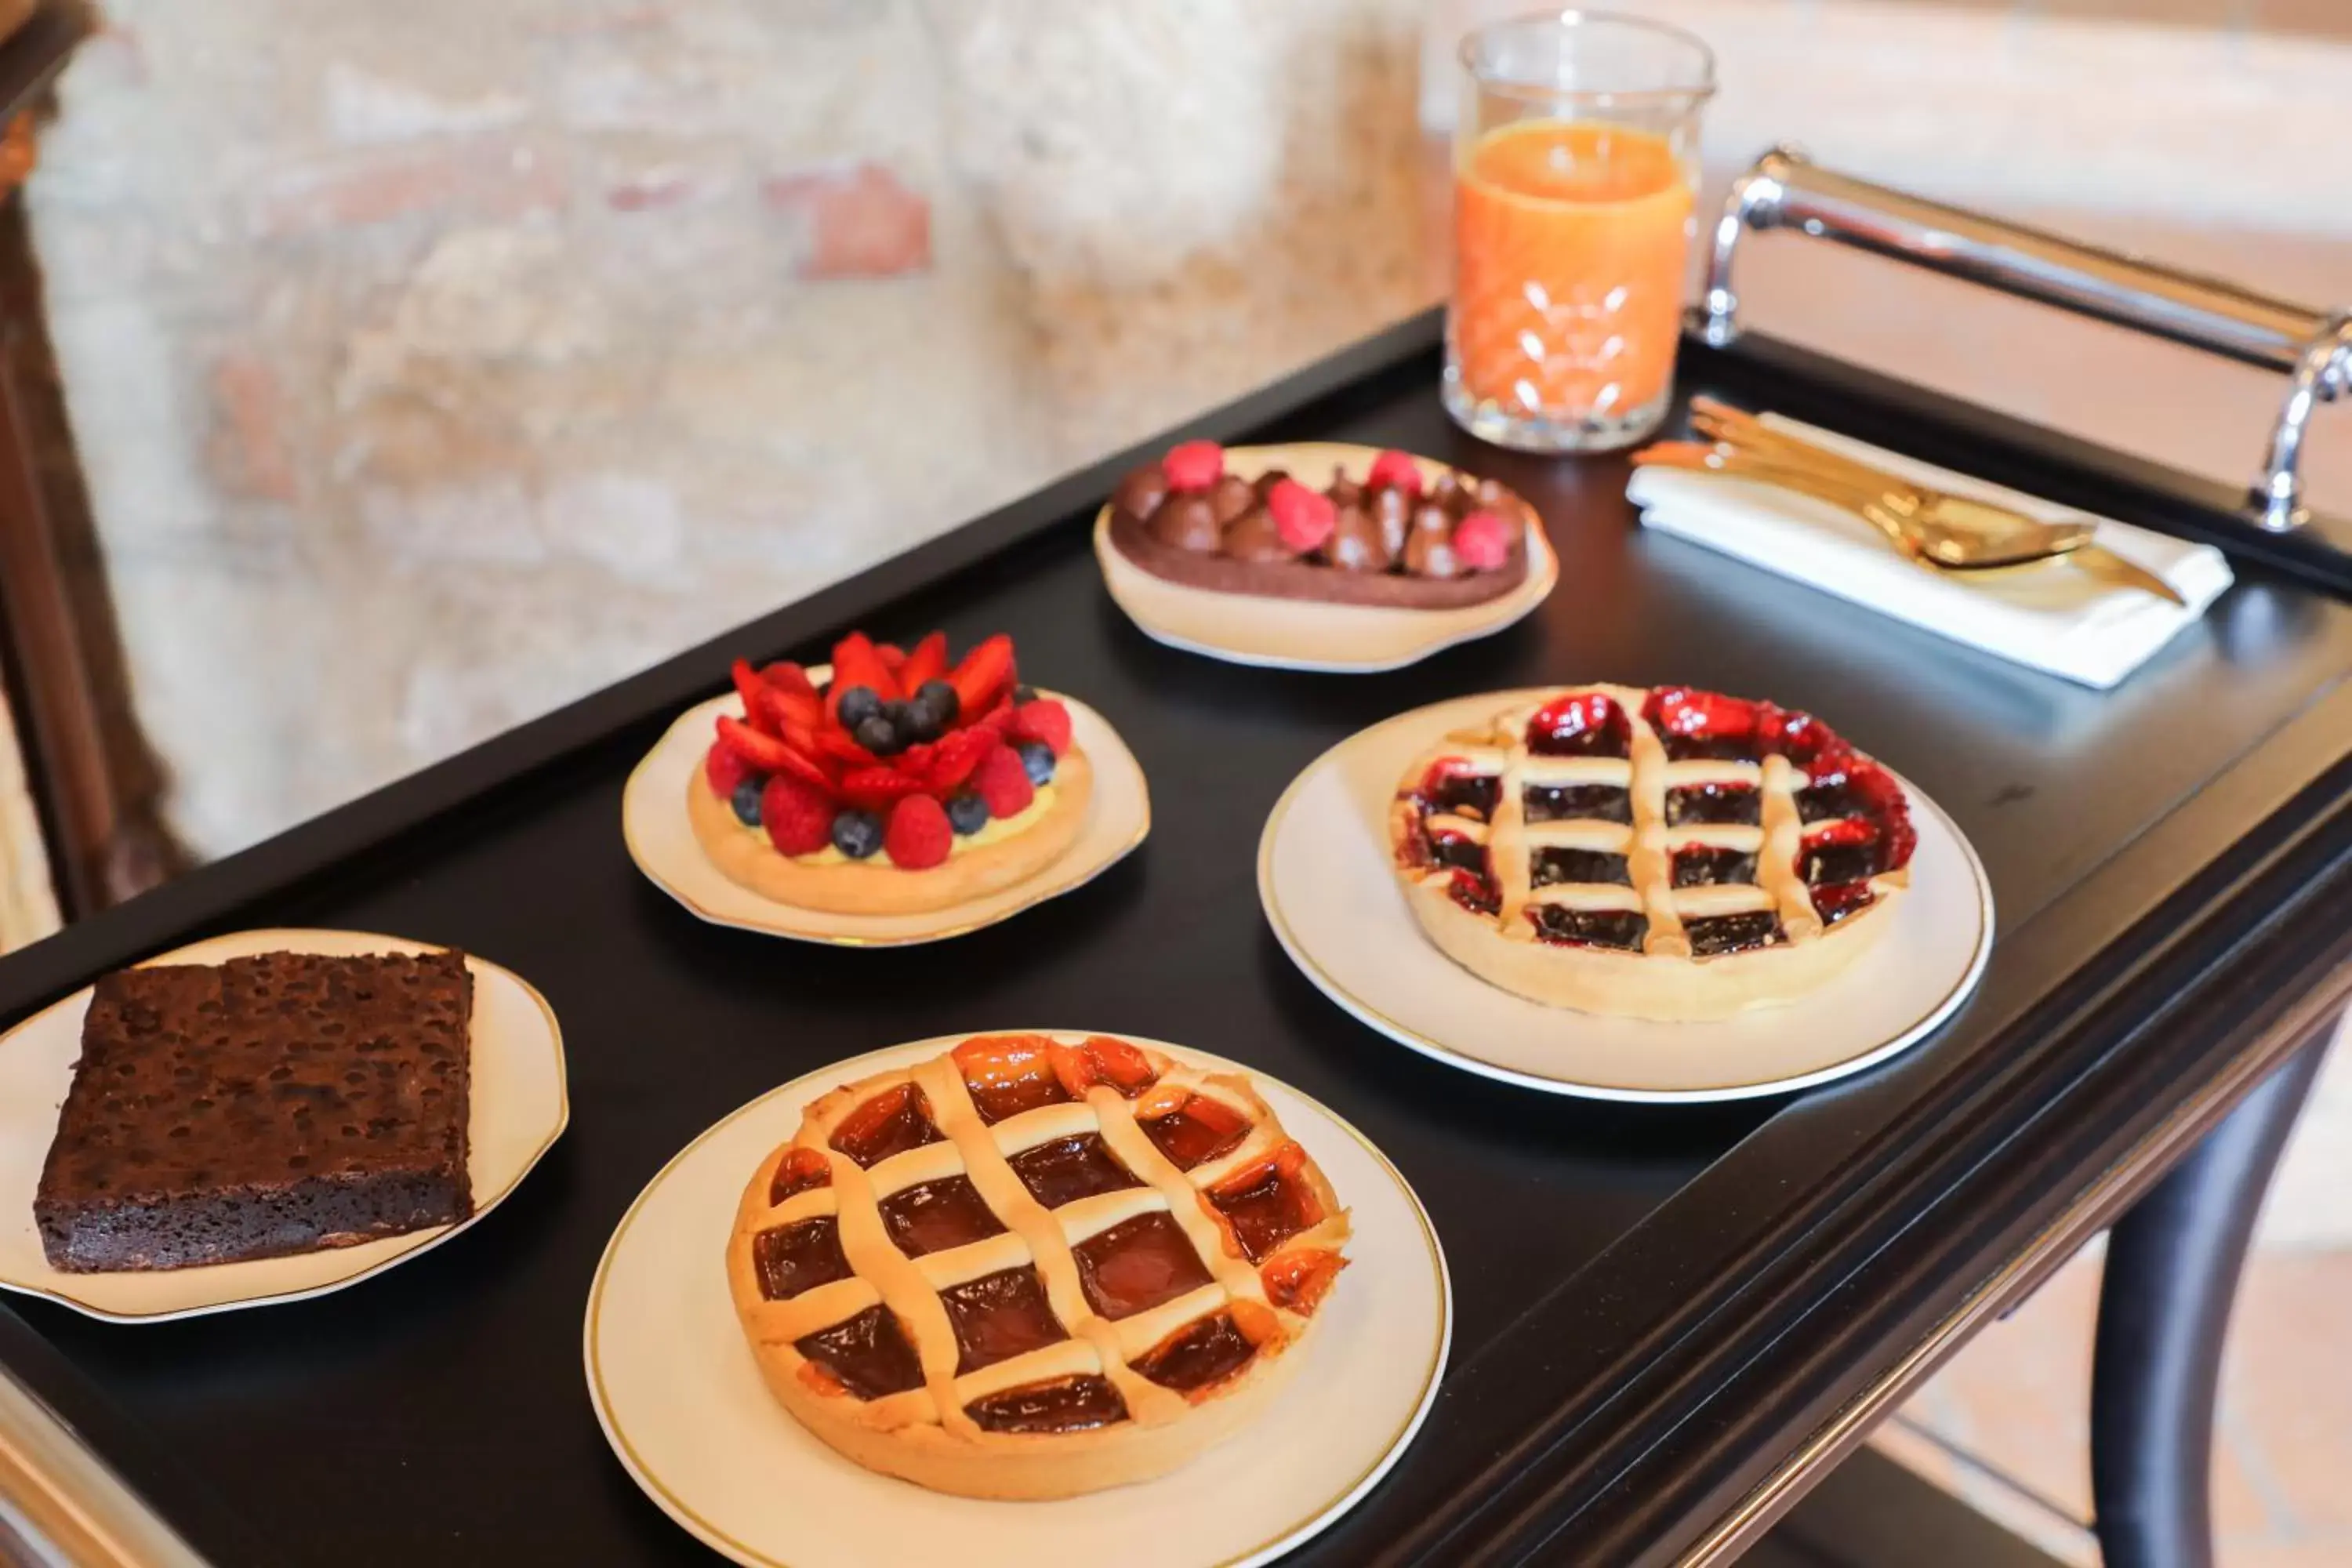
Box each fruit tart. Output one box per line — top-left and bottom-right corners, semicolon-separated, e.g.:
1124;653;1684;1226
1105;441;1536;608
691;631;1092;916
1390;684;1917;1021
728;1032;1350;1500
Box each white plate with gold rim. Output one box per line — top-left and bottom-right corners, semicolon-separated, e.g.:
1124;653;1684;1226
0;928;568;1322
1258;694;1995;1102
585;1033;1450;1568
1094;442;1559;673
624;684;1150;947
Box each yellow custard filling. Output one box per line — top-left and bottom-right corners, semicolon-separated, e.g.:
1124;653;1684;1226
741;785;1060;866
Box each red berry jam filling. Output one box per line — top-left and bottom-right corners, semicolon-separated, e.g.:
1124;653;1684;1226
1645;686;1769;762
1208;1145;1323;1264
796;1305;924;1399
1526;691;1632;758
1532;847;1632;887
1683;912;1785;956
1073;1212;1214;1320
829;1083;943;1167
1006;1134;1142;1209
1664;783;1761;827
1134;1312;1258;1393
965;1374;1130;1434
1425;824;1489;874
1810;881;1878;926
753;1218;852;1301
1530;906;1649;949
768;1147;833;1206
938;1265;1069;1374
954;1035;1076;1124
1421;759;1500;818
877;1176;1008;1258
1671;847;1759;887
1450;869;1502;916
1523;783;1633;824
1138;1094;1252;1171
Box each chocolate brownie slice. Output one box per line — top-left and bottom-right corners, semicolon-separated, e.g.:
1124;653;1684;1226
34;949;474;1272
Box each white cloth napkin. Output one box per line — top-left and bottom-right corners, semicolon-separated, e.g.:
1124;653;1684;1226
1627;415;2235;689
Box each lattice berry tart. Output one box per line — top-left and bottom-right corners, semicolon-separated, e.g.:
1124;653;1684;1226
1390;685;1918;1021
1105;441;1534;608
690;631;1091;916
728;1033;1350;1500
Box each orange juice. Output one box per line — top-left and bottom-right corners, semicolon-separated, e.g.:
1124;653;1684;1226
1451;119;1693;424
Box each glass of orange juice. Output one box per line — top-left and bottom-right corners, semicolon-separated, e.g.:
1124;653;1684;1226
1445;11;1715;453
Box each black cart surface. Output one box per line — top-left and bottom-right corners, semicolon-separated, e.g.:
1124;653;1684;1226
2;313;2347;1566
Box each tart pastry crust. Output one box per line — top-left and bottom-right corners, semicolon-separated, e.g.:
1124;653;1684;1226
688;748;1093;915
1389;684;1914;1021
727;1033;1350;1499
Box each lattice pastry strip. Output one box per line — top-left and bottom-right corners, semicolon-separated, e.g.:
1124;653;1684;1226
1388;684;1918;1018
728;1033;1351;1500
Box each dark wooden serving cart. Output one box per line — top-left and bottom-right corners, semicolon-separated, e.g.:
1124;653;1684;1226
0;171;2347;1563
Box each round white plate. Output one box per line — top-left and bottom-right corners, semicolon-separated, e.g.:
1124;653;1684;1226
586;1033;1450;1568
624;687;1150;946
1094;442;1559;673
1258;693;1995;1102
0;928;568;1322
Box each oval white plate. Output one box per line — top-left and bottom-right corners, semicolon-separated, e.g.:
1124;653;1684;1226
586;1033;1450;1568
624;685;1150;946
1094;442;1559;673
0;928;568;1322
1258;693;1995;1102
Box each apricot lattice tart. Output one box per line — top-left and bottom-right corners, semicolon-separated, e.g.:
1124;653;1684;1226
691;630;1091;915
1390;684;1917;1021
728;1033;1350;1499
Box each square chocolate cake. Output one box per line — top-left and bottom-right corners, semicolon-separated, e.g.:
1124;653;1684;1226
34;949;475;1272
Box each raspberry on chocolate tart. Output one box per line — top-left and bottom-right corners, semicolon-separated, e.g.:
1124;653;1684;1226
1388;684;1918;1021
687;631;1095;916
1105;441;1537;608
727;1032;1349;1499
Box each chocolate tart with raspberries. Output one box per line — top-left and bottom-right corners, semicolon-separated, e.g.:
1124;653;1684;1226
1105;441;1536;608
690;631;1093;916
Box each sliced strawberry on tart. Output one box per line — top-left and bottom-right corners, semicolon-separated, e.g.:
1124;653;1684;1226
689;631;1094;916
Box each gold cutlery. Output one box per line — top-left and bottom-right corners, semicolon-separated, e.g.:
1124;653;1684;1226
1642;404;2188;606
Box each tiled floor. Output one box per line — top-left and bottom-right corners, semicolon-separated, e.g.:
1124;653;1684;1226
1872;1202;2352;1565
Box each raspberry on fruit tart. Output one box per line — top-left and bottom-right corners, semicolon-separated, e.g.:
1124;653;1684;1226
727;1032;1350;1500
1388;684;1918;1022
688;631;1096;916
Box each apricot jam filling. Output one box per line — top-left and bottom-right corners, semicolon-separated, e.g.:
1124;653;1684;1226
1007;1134;1142;1208
877;1176;1007;1258
753;1217;851;1301
768;1146;832;1205
938;1265;1068;1375
797;1305;924;1399
1073;1211;1214;1320
965;1374;1130;1434
1207;1142;1323;1264
1134;1312;1257;1394
829;1083;942;1167
954;1034;1074;1124
1138;1092;1251;1171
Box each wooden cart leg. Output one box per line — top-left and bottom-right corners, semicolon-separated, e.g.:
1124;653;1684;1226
2089;1021;2336;1568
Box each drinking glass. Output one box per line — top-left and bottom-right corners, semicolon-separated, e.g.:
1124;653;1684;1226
1443;10;1715;453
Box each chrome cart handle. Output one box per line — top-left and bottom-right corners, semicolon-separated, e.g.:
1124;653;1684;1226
1701;146;2352;532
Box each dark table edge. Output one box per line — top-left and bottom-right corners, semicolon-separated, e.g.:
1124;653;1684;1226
0;307;2343;1567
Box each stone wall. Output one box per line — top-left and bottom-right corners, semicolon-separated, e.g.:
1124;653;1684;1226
29;0;1433;858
